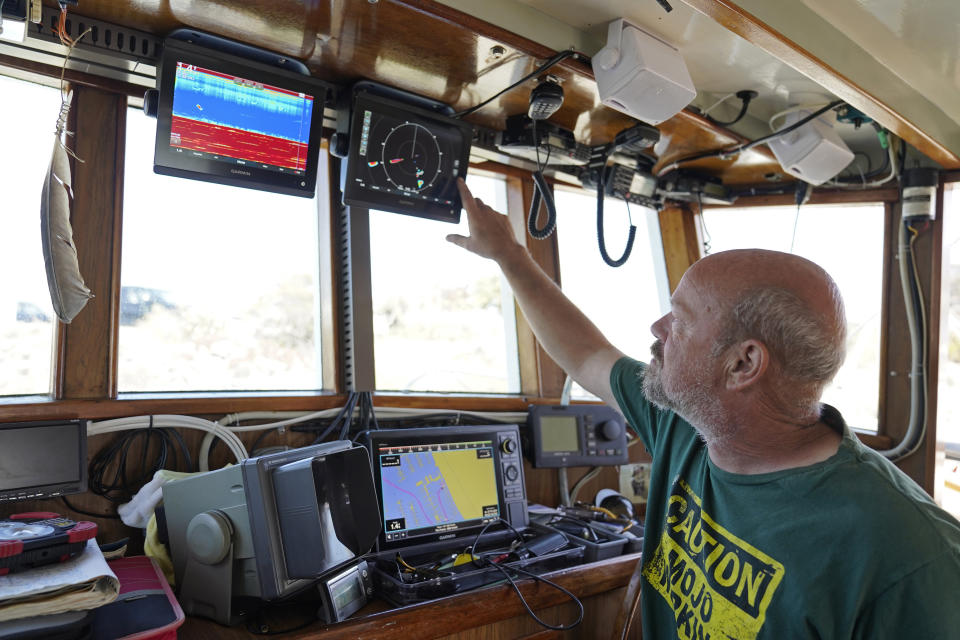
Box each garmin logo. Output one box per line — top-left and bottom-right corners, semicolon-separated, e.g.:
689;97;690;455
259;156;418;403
439;533;455;540
230;169;252;176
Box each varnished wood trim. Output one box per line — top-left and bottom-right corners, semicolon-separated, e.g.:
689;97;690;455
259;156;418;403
678;0;960;170
506;175;541;397
59;86;125;399
392;0;772;163
0;392;595;423
855;431;893;450
921;185;945;492
289;553;640;640
0;52;143;98
657;204;702;293
515;177;566;398
942;170;960;185
109;105;126;398
612;554;645;640
876;202;894;440
704;188;900;208
391;0;593;76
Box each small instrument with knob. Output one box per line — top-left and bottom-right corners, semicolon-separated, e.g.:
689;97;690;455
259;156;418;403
523;404;629;467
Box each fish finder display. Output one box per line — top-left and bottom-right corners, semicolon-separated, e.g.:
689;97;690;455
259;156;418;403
169;62;315;174
343;91;474;223
376;440;500;542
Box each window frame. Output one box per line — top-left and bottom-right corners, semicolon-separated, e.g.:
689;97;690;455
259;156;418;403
701;189;900;450
0;71;602;421
0;62;936;469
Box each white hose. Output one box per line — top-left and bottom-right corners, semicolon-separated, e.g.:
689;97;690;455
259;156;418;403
90;415;248;464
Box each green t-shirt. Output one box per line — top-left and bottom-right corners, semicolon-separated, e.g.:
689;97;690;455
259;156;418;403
610;356;960;639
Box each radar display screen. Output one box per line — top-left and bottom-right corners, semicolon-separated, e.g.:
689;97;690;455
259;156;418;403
374;439;500;544
342;91;473;223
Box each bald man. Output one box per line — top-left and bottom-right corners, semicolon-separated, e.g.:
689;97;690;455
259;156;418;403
448;180;960;639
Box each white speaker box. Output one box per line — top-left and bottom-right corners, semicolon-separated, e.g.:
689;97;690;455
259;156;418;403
592;18;696;125
767;110;855;185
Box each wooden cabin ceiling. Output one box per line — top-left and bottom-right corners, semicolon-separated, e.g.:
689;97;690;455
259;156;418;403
436;0;960;169
13;0;957;185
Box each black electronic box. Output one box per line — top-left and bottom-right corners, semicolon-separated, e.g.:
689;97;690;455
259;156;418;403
152;31;334;197
340;82;474;223
366;424;527;553
523;405;628;467
0;420;87;503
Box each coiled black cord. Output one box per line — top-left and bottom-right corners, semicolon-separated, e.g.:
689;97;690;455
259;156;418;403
597;157;636;267
527;119;557;239
63;424;193;519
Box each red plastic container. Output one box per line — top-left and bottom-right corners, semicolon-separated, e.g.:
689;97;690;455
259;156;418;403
93;556;184;640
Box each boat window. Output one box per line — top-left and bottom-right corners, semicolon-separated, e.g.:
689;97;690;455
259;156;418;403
554;186;670;400
0;75;61;398
937;182;960;516
703;202;885;432
369;172;520;393
118;107;325;392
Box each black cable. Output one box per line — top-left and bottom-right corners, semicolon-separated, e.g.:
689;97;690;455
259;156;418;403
62;425;191;519
468;518;582;631
706;91;755;127
335;392;361;441
61;495;121;520
356;411;512;430
527;118;557;239
597;155;636;267
823;125;894;185
741;101;845;152
87;428;187;505
454;50;578;119
661;100;845;174
481;561;584;630
697;191;711;255
469;517;532;564
528;172;557;239
898;138;908;181
251;426;282;454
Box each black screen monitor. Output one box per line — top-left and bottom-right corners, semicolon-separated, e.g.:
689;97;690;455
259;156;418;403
342;85;474;222
153;37;332;197
366;424;528;552
0;420;87;503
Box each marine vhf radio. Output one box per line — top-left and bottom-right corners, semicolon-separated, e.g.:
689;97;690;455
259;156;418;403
523;405;629;467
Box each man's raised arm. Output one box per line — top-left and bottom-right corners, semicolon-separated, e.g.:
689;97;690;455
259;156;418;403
446;179;624;406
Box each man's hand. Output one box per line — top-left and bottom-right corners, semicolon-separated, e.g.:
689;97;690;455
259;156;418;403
446;179;524;263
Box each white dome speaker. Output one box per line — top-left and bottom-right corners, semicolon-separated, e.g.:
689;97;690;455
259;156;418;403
592;18;696;125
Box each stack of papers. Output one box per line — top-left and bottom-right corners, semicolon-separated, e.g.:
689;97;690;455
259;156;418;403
0;540;119;622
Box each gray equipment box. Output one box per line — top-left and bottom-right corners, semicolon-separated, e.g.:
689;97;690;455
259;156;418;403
162;440;380;625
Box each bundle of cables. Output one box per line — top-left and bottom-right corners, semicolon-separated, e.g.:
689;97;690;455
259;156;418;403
383;518;584;631
64;418;196;519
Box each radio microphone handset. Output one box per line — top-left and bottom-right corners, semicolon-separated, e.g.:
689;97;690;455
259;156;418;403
525;78;564;240
528;78;564;121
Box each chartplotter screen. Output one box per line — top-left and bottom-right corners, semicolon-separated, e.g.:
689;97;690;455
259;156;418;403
377;440;500;541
